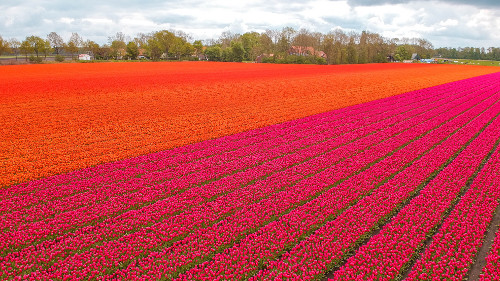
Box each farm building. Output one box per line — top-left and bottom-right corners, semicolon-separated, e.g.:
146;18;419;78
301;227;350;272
288;46;327;59
411;53;421;60
78;54;92;61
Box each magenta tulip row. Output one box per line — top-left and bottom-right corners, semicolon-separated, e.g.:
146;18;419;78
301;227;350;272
0;88;451;250
243;86;500;281
481;222;500;280
1;72;500;280
406;143;500;280
0;77;464;249
175;80;500;281
5;78;468;280
330;103;500;280
1;80;445;224
1;90;434;242
477;148;500;281
111;86;495;281
1;81;437;203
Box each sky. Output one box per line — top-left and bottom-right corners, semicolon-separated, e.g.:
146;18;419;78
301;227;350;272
0;0;499;48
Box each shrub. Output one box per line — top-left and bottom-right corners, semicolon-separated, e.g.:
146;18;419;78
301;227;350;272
55;55;65;62
29;56;43;64
181;56;199;61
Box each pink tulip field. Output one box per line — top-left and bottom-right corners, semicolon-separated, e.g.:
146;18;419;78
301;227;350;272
2;71;500;280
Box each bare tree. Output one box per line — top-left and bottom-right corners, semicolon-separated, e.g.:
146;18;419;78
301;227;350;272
8;38;20;60
47;32;64;54
292;28;318;55
66;32;83;59
175;30;192;42
83;40;100;59
259;33;273;54
265;29;280;45
108;32;130;45
134;33;150;49
218;31;238;48
276;27;296;54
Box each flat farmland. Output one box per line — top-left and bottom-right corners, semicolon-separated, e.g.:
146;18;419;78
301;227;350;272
1;62;500;280
0;62;498;187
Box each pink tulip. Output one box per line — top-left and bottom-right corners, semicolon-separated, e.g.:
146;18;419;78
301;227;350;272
1;73;499;280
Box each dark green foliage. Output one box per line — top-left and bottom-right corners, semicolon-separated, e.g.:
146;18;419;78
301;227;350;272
55;54;65;62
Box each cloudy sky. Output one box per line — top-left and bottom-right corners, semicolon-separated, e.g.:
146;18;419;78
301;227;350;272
1;0;498;48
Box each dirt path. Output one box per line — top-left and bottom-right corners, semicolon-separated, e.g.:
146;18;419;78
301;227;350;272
467;203;500;280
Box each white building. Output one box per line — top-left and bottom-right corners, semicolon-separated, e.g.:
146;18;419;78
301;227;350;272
78;54;92;61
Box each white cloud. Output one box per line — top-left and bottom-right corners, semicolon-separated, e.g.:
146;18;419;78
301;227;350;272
0;0;498;47
439;19;458;27
59;17;75;24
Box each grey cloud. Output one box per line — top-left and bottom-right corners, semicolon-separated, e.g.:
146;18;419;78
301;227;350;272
150;14;197;25
347;0;500;8
0;0;498;48
321;16;365;30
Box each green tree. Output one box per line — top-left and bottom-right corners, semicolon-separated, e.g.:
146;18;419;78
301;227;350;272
22;36;46;58
20;39;32;61
65;41;77;59
153;30;176;59
110;40;126;59
41;39;52;59
193;40;204;56
146;37;163;60
107;32;127;59
0;36;9;56
83;40;98;58
240;32;260;61
230;41;245;62
96;44;112;60
126;41;139;59
170;37;187;59
358;31;368;64
322;35;335;64
222;47;233;62
395;45;411;61
183;42;195;58
346;37;358;64
205;45;222;61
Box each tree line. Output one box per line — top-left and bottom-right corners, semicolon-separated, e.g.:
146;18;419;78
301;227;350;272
0;28;498;64
435;47;500;61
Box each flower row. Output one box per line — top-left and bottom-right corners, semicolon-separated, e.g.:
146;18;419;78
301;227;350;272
5;82;454;279
4;62;495;187
37;75;500;280
245;86;500;281
1;72;500;280
407;143;500;280
331;101;500;280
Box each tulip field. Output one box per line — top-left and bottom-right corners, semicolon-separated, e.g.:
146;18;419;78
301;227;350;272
1;62;500;280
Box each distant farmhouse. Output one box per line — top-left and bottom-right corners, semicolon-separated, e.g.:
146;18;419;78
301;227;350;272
288;46;327;59
78;54;92;61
